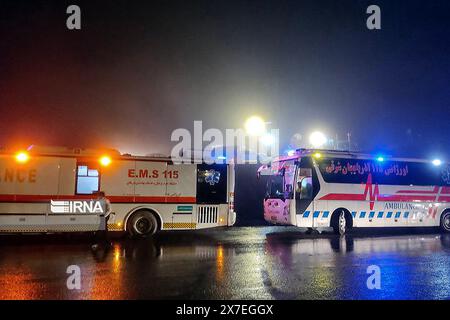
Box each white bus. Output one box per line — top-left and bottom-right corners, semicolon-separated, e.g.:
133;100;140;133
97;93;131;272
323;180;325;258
258;149;450;235
0;145;236;237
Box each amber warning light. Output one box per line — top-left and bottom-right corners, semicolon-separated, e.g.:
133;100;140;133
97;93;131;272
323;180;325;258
99;155;112;166
15;151;29;163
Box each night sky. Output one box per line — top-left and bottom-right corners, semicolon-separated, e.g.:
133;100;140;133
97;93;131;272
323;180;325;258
1;0;450;160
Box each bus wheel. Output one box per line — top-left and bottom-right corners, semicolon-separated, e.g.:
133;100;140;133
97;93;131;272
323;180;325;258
440;211;450;233
127;210;158;238
331;209;352;235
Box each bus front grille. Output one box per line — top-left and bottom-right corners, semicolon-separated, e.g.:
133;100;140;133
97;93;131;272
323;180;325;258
197;205;219;224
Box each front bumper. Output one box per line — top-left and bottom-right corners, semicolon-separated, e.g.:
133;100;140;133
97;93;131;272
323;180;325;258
264;199;294;225
228;210;237;226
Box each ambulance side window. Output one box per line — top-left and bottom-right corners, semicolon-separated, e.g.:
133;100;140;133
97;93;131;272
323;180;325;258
76;164;100;194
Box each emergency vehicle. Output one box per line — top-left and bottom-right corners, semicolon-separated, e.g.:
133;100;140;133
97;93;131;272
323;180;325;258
0;145;236;237
258;149;450;234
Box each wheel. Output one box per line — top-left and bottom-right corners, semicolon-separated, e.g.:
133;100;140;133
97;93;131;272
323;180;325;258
127;210;158;238
331;209;352;235
440;211;450;233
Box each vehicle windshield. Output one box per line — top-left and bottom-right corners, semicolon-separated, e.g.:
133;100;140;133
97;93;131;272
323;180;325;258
267;175;285;198
265;160;296;199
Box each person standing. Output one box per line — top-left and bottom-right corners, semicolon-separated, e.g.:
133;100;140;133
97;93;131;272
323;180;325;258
93;191;112;247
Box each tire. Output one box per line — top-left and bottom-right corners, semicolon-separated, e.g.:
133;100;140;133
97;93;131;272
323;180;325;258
127;210;158;238
331;209;353;235
440;211;450;233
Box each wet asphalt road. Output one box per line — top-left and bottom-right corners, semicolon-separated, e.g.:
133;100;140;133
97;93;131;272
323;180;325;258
0;226;450;300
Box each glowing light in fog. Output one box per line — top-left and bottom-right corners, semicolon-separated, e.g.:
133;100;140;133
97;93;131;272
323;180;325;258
15;151;29;163
99;156;112;166
260;133;275;146
309;131;327;148
287;150;296;156
432;159;442;166
245;116;266;136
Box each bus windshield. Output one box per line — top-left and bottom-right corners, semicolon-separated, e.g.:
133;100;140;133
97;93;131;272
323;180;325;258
266;160;296;199
267;175;284;198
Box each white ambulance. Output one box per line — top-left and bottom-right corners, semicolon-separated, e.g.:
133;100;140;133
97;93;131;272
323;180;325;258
0;145;236;237
259;148;450;235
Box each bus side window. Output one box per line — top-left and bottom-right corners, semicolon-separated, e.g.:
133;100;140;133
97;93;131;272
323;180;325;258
76;165;100;194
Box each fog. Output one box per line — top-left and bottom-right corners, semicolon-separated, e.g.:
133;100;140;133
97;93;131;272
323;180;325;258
1;0;449;160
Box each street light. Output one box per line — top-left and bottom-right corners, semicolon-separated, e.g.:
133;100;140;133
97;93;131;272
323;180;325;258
245;116;266;136
309;131;327;148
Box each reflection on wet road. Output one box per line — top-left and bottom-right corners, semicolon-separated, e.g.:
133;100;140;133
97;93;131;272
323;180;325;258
1;227;450;299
